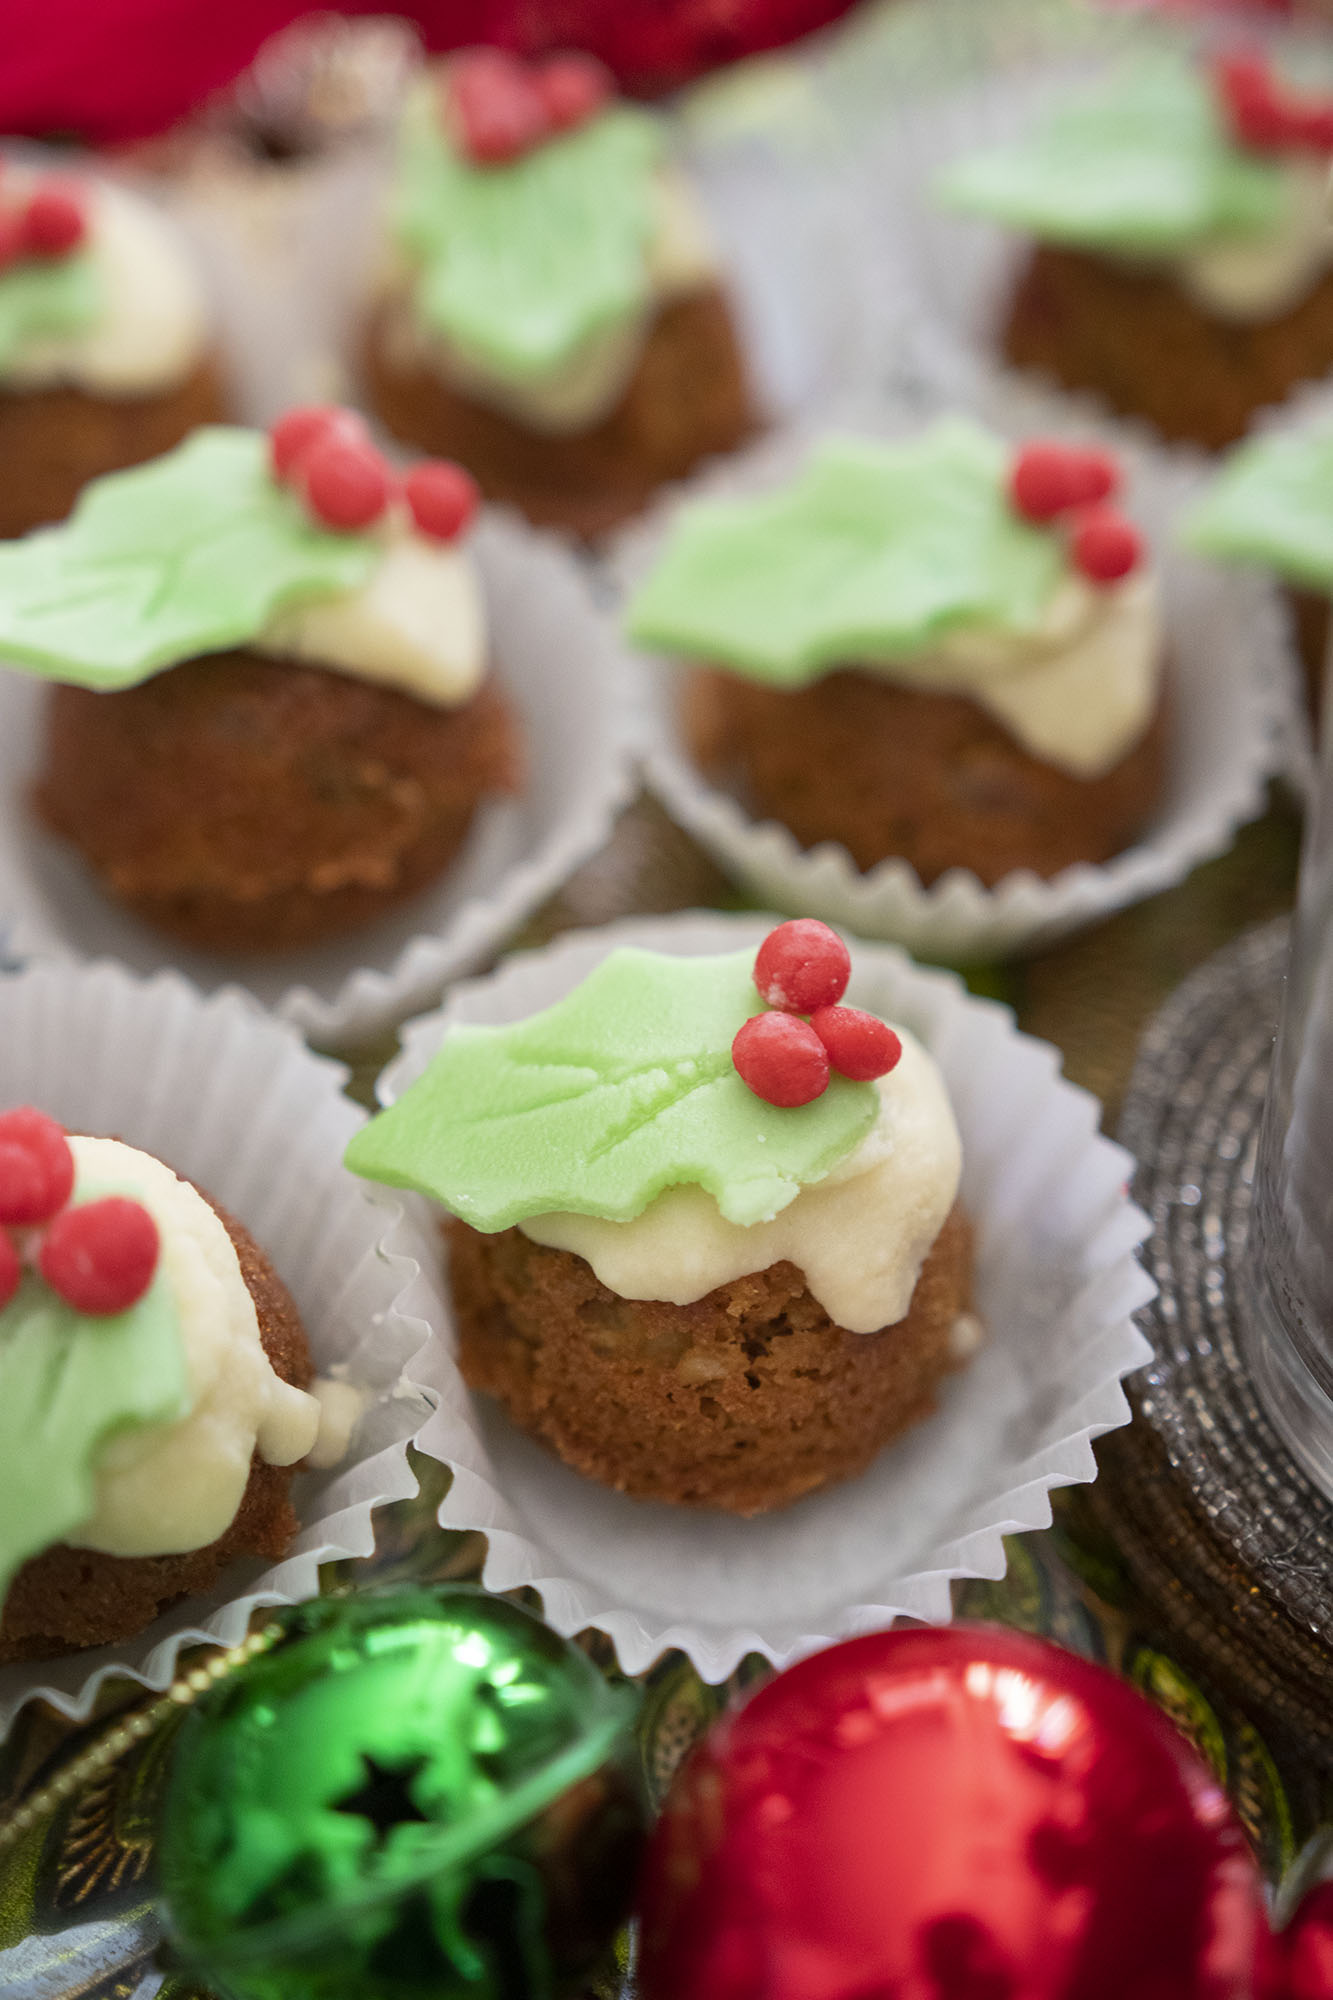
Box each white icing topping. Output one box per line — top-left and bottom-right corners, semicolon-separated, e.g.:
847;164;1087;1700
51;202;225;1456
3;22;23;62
1177;159;1333;320
873;570;1163;779
519;1028;962;1335
1;181;209;395
255;525;487;706
387;163;721;434
66;1137;320;1560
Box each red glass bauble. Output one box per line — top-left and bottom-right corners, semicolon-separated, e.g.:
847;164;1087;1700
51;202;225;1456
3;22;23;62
1279;1881;1333;2000
637;1625;1269;2000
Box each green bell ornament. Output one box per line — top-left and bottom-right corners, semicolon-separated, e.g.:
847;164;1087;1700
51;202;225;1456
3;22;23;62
156;1586;645;2000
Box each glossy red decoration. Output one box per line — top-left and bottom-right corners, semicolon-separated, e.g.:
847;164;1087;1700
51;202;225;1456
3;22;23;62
638;1625;1269;2000
732;1011;829;1107
1009;442;1082;523
405;460;480;542
0;1108;74;1227
1071;508;1142;585
40;1197;160;1316
753;920;850;1015
446;47;550;165
1063;448;1120;508
299;434;393;532
268;404;369;485
21;183;86;258
1214;50;1333;156
0;210;26;275
0;1230;21;1311
536;52;614;131
1277;1882;1333;2000
810;1006;902;1082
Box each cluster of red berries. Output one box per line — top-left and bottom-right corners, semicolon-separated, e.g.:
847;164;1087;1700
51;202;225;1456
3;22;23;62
0;1109;160;1318
443;47;613;167
268;405;479;540
0;175;86;275
1008;441;1141;586
1215;50;1333;155
731;921;903;1109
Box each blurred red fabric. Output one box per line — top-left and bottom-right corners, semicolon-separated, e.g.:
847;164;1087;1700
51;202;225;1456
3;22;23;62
0;0;864;144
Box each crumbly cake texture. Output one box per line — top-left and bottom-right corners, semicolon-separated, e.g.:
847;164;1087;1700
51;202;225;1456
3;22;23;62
36;652;522;953
0;1197;312;1663
448;1204;973;1516
0;353;226;539
686;665;1169;884
364;285;755;539
1003;243;1333;451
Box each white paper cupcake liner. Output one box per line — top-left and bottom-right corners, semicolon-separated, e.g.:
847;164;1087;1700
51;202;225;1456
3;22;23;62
0;511;634;1048
378;910;1154;1683
0;957;443;1731
604;406;1293;964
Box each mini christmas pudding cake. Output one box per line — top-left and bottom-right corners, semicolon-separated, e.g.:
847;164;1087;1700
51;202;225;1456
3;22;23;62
0;407;522;954
937;49;1333;449
0;163;224;537
1183;416;1333;723
362;48;755;537
0;1106;334;1661
346;920;977;1517
624;418;1167;886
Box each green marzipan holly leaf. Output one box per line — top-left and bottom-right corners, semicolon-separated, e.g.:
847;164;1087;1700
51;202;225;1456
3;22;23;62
0;427;381;690
0;1180;189;1608
624;419;1068;685
0;248;101;369
344;948;880;1231
937;52;1288;254
1183;426;1333;589
394;83;664;379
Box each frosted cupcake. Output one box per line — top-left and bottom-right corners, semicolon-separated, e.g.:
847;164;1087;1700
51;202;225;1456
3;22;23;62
0;407;521;953
0;1107;328;1661
363;49;755;538
0;164;224;535
938;49;1333;449
346;920;976;1517
625;418;1167;886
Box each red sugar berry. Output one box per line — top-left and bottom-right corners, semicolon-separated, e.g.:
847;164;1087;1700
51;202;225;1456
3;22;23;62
0;1108;74;1226
732;1012;830;1108
1215;51;1288;150
810;1006;903;1082
300;433;392;531
447;49;550;165
405;460;479;541
753;919;851;1015
1063;448;1120;508
0;1230;20;1311
40;1197;160;1316
268;404;368;485
0;209;26;274
1009;443;1082;523
1291;102;1333;152
536;53;613;132
1071;506;1142;586
21;183;86;258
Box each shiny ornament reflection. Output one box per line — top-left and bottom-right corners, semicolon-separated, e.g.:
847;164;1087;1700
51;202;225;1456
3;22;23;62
157;1586;644;2000
637;1625;1268;2000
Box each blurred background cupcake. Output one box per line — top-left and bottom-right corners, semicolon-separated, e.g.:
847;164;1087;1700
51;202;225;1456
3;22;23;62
937;45;1333;449
363;47;757;537
0;164;224;536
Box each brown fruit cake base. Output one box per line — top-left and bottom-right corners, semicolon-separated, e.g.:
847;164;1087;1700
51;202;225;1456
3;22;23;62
364;283;757;540
1286;584;1327;728
0;1196;313;1662
0;353;229;539
35;654;523;953
449;1204;975;1517
686;665;1168;885
1003;243;1333;451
